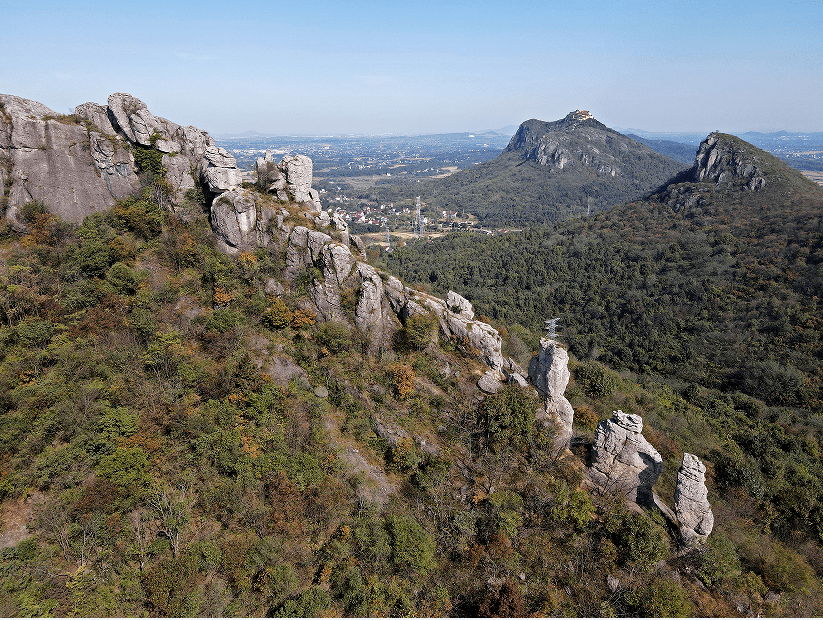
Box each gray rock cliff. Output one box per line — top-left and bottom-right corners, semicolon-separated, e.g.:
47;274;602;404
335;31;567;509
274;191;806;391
693;132;766;191
0;94;140;230
1;92;245;232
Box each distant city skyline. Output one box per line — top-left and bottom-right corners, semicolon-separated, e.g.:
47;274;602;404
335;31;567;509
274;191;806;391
3;0;821;136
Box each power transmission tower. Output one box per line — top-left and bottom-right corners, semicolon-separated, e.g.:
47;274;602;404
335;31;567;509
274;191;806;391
415;196;425;237
544;318;562;340
385;224;391;249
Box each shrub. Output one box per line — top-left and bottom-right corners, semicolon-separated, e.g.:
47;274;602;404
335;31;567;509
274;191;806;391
105;262;139;295
390;363;415;399
389;437;420;472
274;586;332;618
384;514;436;575
626;576;693;617
478;384;538;452
114;197;163;239
607;510;669;571
316;321;353;354
404;312;439;350
262;299;293;330
573;360;620;399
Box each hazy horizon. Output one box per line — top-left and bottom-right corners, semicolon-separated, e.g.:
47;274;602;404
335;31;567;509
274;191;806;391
3;0;821;136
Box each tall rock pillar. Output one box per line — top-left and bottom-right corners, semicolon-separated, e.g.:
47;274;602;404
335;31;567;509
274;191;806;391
589;410;663;508
674;453;714;546
528;338;575;447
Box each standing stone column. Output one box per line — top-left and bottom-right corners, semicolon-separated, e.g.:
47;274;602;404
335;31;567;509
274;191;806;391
528;338;575;447
674;453;714;546
589;410;662;508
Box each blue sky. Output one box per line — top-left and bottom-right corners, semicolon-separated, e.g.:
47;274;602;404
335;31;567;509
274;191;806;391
3;0;821;135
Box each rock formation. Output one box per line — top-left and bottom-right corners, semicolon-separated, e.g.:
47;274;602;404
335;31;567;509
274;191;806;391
527;339;575;445
693;132;766;191
0;94;140;229
589;410;662;507
1;92;247;232
255;151;323;211
674;453;714;545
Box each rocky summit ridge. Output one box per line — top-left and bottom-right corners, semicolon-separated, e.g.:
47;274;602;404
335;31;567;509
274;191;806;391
1;92;715;551
0;92;244;230
505;111;659;177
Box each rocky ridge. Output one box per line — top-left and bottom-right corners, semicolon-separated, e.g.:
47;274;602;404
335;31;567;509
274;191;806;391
692;132;766;191
2;92;717;547
506;112;657;177
0;92;244;230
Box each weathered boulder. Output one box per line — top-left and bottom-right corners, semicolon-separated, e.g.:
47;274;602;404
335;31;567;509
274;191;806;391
528;338;575;445
447;290;474;319
210;188;260;253
278;154;314;205
590;410;662;507
674;453;714;545
201;145;242;193
107;93;157;145
478;370;504;393
354;263;398;352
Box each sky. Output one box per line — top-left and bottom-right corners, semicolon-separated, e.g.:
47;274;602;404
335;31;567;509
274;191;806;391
2;0;822;136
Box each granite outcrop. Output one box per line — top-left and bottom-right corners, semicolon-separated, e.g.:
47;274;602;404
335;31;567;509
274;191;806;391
674;453;714;545
528;338;575;446
693;132;766;191
1;92;244;232
589;410;662;507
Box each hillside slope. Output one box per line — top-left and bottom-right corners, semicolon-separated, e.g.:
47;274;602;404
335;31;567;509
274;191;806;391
2;92;823;618
373;111;688;226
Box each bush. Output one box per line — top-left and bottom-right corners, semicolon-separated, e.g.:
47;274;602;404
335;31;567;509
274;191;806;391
114;197;163;240
105;262;139;295
384;514;436;575
607;510;669;571
627;576;693;617
262;299;293;330
478;384;538;452
404;312;439;350
315;321;352;354
274;586;332;618
390;363;415;399
573;360;620;399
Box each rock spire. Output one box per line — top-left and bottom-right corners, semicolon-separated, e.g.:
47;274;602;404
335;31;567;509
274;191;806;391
528;338;575;447
674;453;714;545
589;410;662;507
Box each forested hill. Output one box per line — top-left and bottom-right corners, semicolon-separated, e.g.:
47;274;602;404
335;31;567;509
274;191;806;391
385;132;823;406
372;111;688;227
380;134;823;597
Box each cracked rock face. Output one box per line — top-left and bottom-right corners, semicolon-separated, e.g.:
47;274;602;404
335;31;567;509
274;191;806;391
0;93;140;229
693;132;766;191
590;410;662;507
210;188;260;252
528;338;574;446
674;453;714;545
255;151;323;211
